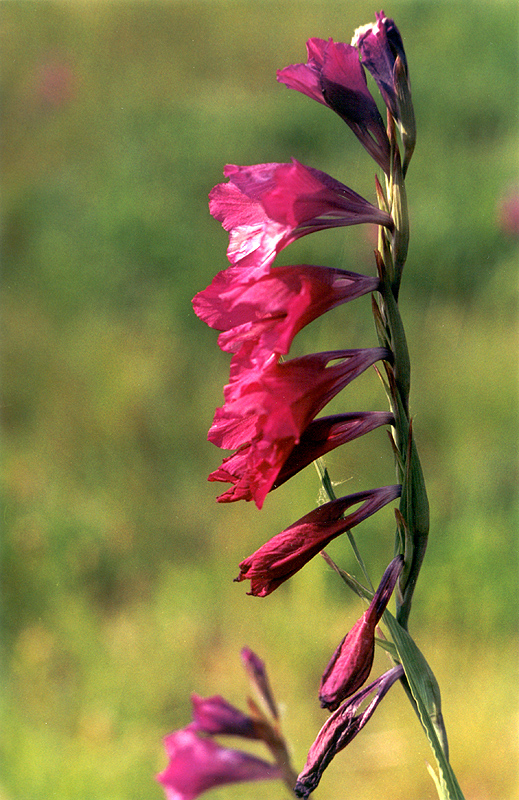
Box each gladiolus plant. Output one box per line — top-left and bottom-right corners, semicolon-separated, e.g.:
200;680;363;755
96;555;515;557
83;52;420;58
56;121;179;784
159;9;467;800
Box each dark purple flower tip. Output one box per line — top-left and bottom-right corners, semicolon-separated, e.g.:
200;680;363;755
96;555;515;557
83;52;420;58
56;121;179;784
352;11;408;117
190;694;259;739
352;11;416;170
295;665;404;798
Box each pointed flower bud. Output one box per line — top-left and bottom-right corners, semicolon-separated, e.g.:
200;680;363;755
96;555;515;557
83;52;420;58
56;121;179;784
156;727;282;800
352;11;416;170
209;160;393;272
241;647;279;721
319;555;404;711
208;347;389;508
295;665;404;798
193;264;380;359
235;486;401;596
277;39;391;173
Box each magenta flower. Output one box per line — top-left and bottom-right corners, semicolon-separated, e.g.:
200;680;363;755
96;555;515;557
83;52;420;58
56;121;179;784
235;485;401;596
319;555;404;710
190;694;260;739
295;665;404;798
209;160;393;271
193;264;380;358
156;727;282;800
208;347;389;508
210;410;393;506
277;39;390;173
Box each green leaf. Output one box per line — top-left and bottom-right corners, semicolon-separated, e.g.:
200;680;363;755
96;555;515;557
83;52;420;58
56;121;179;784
383;611;466;800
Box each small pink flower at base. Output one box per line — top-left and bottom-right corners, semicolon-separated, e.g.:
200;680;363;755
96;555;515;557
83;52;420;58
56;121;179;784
192;264;380;358
319;555;404;711
235;486;401;596
190;694;259;739
277;39;390;173
156;727;282;800
209;160;393;271
295;665;404;798
208;347;389;508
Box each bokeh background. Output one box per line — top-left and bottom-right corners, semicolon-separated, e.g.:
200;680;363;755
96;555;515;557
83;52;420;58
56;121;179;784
2;1;518;798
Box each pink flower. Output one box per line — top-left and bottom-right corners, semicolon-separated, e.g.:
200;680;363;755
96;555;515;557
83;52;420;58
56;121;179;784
193;264;380;358
156;728;282;800
210;411;393;505
235;486;401;596
208;347;389;508
277;40;390;173
209;160;393;271
319;555;404;710
295;665;404;798
190;694;260;739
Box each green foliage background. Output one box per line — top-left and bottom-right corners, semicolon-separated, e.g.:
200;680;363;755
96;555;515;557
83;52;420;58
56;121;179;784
1;1;518;798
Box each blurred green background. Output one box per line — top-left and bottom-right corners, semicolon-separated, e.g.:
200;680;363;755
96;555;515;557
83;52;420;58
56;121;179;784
1;1;518;798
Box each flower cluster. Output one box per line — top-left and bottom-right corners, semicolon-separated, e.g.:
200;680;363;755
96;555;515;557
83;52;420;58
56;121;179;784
160;10;441;800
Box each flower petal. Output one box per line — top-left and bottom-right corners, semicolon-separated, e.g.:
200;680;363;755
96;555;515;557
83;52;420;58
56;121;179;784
156;728;281;800
208;347;389;508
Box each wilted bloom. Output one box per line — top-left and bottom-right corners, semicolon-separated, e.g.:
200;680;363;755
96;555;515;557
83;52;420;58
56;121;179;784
295;665;404;798
208;347;389;508
235;486;401;596
156;727;282;800
319;555;404;710
277;39;390;173
193;264;380;358
190;694;260;739
209;160;393;271
352;11;416;170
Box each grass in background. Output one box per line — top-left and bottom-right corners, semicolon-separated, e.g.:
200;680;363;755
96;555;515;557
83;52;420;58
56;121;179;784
1;2;518;799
